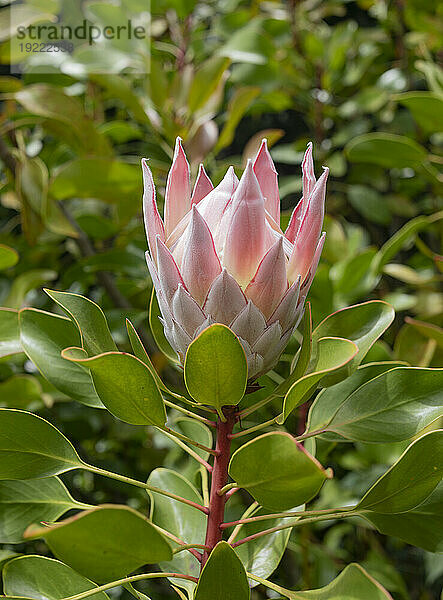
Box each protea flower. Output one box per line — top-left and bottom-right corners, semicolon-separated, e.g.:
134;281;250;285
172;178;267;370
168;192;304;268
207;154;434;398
143;138;328;380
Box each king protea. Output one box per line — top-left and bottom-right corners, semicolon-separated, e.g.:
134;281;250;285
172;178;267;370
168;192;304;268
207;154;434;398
143;138;328;379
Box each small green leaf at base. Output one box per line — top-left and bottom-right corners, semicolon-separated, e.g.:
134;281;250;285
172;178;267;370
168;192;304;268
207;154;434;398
229;432;331;511
24;505;173;583
184;324;247;414
195;541;250;600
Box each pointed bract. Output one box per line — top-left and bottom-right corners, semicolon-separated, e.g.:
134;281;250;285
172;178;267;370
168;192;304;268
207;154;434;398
179;206;222;305
253;139;280;223
164;138;191;236
203;269;247;325
223;161;267;287
288;167;328;283
191;164;214;205
245;237;288;318
156;236;186;302
142;159;165;264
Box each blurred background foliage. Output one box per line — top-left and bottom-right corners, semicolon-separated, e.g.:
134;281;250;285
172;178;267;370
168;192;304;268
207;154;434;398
0;0;442;598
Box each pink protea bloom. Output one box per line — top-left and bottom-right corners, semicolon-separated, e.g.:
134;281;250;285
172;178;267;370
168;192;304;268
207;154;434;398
143;138;328;380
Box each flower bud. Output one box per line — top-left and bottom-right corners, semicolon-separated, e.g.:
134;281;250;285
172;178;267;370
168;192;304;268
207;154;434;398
143;138;328;379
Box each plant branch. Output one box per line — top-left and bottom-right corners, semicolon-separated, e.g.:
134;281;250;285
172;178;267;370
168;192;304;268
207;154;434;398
160;426;217;455
229;416;277;439
163;398;216;427
153;524;204;561
201;407;236;567
62;572;199;600
231;511;358;548
157;426;213;472
83;463;209;514
294;427;328;442
227;501;260;544
221;506;353;529
238;394;277;418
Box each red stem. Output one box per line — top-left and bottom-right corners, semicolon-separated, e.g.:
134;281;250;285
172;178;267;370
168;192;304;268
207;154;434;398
201;407;236;567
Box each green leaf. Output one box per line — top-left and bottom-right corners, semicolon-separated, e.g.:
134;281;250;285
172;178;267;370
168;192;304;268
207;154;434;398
188;56;231;112
234;511;292;586
215;86;261;152
276;303;312;397
19;308;102;409
404;317;443;348
3;555;110;600
308;301;395;386
357;430;443;513
0;477;82;543
149;287;179;363
0;375;43;410
0;244;18;271
3;269;57;309
44;289;117;356
277;337;358;423
126;318;165;391
62;349;166;427
25;505;173;583
306;362;406;438
396;92;443;134
50;159;140;203
0;409;82;479
184;324;247;417
175;417;213;462
228;432;331;511
363;480;443;553
370;215;431;276
15;85;110;156
148;468;205;594
348;186;391;226
195;541;250;600
274;563;392;599
0;309;21;358
346;133;428;168
0;550;20;572
323;367;443;442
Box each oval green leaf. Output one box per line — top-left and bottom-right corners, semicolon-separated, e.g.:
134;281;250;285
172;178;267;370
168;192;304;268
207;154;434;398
19;308;102;408
324;367;443;442
184;324;247;416
358;430;443;514
0;477;82;543
3;555;110;600
229;432;331;511
309;301;395;386
278;337;358;423
25;505;173;583
195;541;250;600
306;362;407;438
0;244;18;271
363;480;443;553
62;349;166;427
346;132;427;168
45;289;117;356
0;409;82;480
